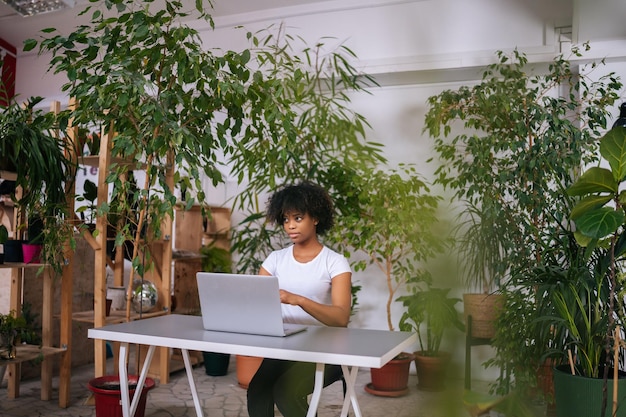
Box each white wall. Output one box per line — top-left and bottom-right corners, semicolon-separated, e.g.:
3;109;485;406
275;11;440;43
11;0;626;382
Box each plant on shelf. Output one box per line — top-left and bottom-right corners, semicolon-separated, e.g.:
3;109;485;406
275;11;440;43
0;96;71;211
74;126;101;156
76;179;98;229
398;286;464;391
200;245;232;274
423;44;623;398
0;77;75;272
0;307;40;360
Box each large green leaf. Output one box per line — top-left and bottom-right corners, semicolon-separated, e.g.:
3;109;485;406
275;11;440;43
567;166;617;196
570;194;613;220
599;126;626;182
574;207;624;240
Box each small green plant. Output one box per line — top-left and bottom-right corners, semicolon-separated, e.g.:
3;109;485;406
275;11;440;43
200;245;232;273
76;179;98;225
397;286;465;356
0;307;40;346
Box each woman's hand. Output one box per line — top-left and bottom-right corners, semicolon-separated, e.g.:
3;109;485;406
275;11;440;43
279;289;303;306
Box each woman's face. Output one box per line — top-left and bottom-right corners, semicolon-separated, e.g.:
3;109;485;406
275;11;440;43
282;210;317;244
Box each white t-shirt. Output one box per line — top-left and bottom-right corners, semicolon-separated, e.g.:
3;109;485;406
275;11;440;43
261;245;351;325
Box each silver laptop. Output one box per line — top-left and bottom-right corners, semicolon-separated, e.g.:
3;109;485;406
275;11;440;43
196;272;307;337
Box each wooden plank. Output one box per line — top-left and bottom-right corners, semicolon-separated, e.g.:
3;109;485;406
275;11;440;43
40;267;53;401
70;309;167;324
173;259;202;315
175;206;203;250
0;345;66;365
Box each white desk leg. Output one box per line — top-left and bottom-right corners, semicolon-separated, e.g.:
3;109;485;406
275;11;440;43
181;348;205;417
341;365;362;417
306;362;325;417
118;343;131;417
119;343;155;417
131;345;155;417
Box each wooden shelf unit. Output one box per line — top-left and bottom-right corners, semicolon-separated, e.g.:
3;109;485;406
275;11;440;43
78;118;174;383
3;263;69;403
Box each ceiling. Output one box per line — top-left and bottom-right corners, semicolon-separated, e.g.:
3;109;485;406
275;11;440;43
0;0;332;53
2;0;626;59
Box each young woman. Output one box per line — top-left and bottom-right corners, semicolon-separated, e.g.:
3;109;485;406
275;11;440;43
246;181;353;417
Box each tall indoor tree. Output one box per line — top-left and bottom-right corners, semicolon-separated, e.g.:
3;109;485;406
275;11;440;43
424;44;623;399
229;24;387;275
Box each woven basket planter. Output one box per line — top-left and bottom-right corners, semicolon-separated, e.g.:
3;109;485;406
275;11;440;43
463;293;504;339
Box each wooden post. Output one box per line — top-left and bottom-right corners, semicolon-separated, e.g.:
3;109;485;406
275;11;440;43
94;120;114;377
58;98;77;407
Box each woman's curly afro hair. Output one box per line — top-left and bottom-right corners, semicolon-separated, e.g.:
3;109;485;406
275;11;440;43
266;181;335;236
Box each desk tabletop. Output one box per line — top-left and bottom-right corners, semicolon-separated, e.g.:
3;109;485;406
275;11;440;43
88;314;417;368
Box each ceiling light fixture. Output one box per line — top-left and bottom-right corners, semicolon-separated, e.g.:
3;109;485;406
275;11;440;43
1;0;74;17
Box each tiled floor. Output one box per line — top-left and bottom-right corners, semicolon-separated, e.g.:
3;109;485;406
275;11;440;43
0;356;480;417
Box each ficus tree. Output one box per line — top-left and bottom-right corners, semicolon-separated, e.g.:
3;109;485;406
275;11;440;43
424;45;622;294
329;164;446;331
423;45;623;397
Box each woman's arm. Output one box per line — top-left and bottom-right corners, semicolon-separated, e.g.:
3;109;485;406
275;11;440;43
260;266;352;327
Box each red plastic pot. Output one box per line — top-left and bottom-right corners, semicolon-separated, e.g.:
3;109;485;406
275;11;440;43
87;375;155;417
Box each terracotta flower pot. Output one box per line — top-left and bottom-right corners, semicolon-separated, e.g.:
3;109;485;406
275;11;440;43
366;352;414;396
235;355;263;389
413;351;451;392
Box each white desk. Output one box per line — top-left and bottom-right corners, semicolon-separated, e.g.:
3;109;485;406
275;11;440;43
88;314;417;417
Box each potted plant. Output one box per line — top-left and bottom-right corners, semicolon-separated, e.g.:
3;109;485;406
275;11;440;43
329;164;446;396
559;121;626;417
0;309;39;360
76;178;98;231
397;286;464;391
454;200;506;339
0;91;74;271
217;27;389;388
423;45;623;396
